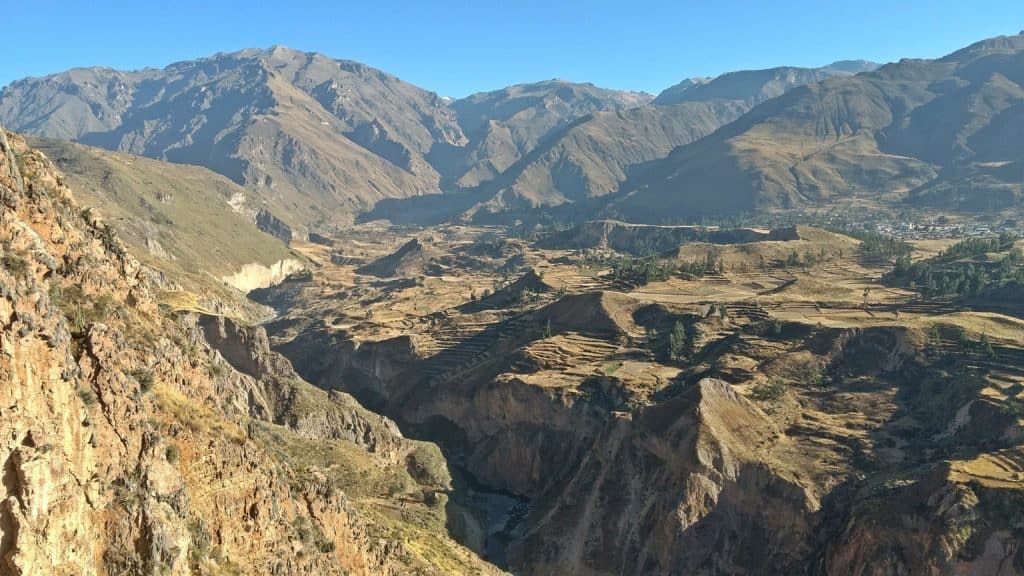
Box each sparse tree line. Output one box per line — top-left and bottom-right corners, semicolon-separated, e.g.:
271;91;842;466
934;233;1017;259
884;235;1023;299
466;235;508;258
608;252;724;286
603;247;843;285
855;231;914;261
810;223;915;261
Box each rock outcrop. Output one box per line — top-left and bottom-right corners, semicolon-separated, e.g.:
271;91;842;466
0;129;500;575
356;238;439;278
221;258;306;292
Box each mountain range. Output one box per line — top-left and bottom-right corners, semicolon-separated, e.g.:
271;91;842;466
3;35;1023;232
0;47;894;233
7;32;1024;576
608;34;1024;221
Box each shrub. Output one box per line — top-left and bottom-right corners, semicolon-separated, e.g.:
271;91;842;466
291;515;335;554
57;285;115;333
292;516;312;543
187;518;211;570
386;475;412;497
795;364;830;388
956;327;972;351
318;541;336;554
77;388;98;406
207;362;226;378
979;333;996;359
405;443;452;488
1000;400;1024;419
165;444;180;464
750;380;786;401
98;224;119;253
48;283;64;307
2;254;29;277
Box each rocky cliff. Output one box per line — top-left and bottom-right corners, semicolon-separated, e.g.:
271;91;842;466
0;129;501;575
264;271;1024;575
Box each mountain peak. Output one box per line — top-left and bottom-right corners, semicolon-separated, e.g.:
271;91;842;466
940;33;1024;62
654;64;846;106
824;59;880;73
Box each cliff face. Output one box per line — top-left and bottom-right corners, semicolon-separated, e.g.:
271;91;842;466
268;270;1024;575
0;130;500;575
508;379;817;575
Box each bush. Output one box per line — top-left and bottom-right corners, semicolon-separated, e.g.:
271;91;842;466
750;380;786;401
979;333;996;359
424;490;448;509
405;443;452;488
48;283;64;307
386;475;413;497
1000;400;1024;419
795;364;830;388
56;285;115;333
187;518;211;570
2;254;29;277
165;444;180;464
292;515;335;554
77;388;98;406
207;362;226;378
318;541;336;554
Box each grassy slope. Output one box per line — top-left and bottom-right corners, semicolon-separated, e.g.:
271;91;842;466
28;136;297;315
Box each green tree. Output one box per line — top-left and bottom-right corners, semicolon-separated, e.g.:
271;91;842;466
668;320;688;360
979;333;995;358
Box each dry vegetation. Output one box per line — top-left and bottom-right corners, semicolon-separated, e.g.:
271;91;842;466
256;218;1024;572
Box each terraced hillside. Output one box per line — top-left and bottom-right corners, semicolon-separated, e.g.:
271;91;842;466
256;218;1024;575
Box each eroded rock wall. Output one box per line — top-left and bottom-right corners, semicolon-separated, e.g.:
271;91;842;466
0;129;496;575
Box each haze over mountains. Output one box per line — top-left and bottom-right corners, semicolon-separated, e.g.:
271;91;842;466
0;47;467;231
463;63;878;218
0;46;890;232
3;35;1024;232
609;34;1024;221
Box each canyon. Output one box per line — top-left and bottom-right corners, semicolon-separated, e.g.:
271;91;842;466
2;29;1024;576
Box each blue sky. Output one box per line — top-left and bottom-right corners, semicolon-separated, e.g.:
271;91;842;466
4;0;1023;97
